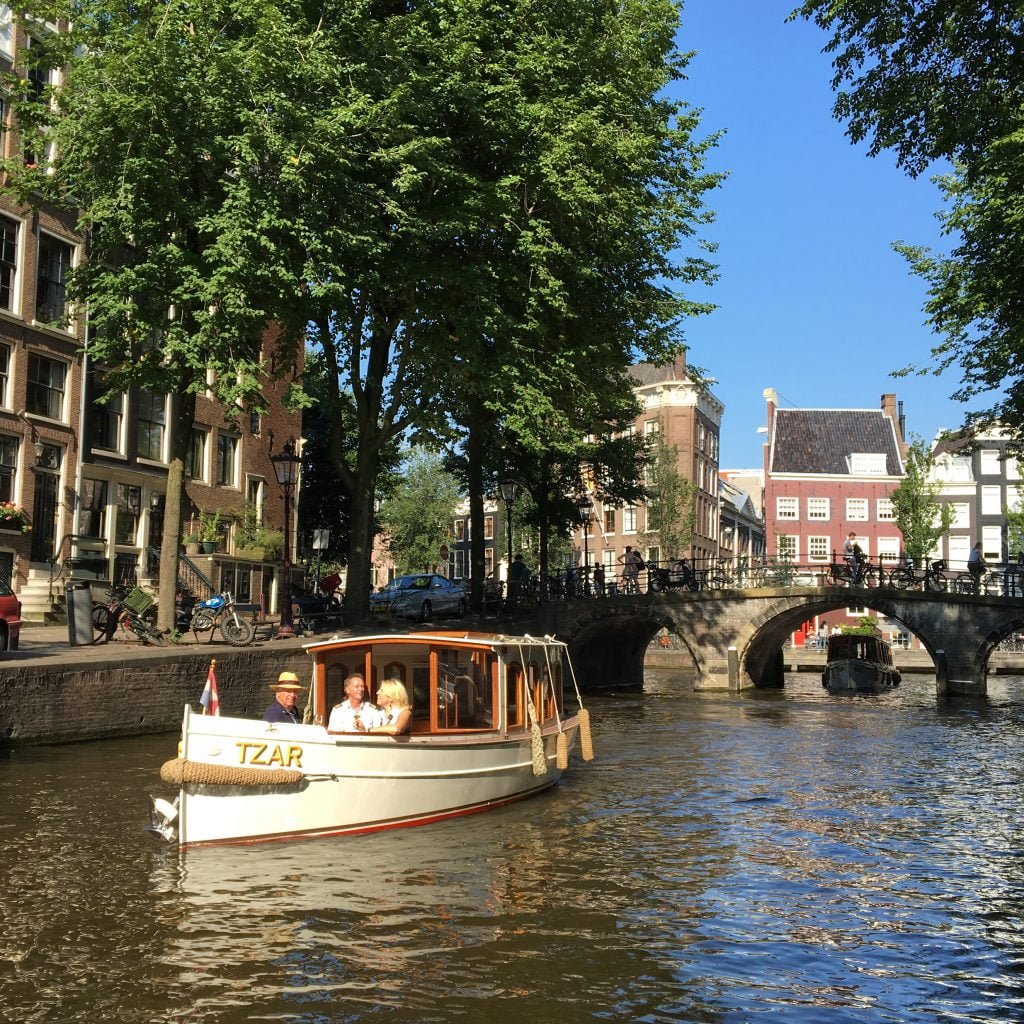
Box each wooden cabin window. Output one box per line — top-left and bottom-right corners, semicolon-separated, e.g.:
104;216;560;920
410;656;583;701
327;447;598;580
506;662;524;730
325;663;348;716
435;649;496;731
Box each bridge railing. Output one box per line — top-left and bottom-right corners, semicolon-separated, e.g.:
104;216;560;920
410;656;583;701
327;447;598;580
499;556;1024;607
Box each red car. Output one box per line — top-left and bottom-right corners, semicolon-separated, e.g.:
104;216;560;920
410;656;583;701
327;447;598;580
0;578;21;653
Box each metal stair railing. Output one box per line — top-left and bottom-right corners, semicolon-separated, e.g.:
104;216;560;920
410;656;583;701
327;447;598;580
150;546;214;601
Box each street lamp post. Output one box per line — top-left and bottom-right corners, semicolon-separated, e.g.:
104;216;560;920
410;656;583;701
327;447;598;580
271;438;302;639
577;497;593;596
498;478;520;593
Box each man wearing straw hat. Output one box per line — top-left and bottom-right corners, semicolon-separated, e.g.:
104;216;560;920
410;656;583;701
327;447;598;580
264;671;306;724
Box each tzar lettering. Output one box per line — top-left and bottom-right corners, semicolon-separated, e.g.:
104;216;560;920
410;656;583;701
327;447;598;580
236;742;303;768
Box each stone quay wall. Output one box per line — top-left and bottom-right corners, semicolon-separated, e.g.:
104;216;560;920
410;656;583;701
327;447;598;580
0;643;313;745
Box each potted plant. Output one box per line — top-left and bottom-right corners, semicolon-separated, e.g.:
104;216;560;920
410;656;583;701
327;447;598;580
183;530;201;555
198;511;221;554
0;502;30;533
234;502;283;560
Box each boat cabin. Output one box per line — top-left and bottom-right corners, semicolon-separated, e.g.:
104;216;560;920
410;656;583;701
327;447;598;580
306;631;565;735
825;633;895;666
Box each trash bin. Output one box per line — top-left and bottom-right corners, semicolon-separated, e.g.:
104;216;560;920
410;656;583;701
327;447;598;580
66;581;94;647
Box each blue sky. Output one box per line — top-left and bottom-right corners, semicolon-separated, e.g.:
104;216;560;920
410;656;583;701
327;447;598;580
673;1;972;468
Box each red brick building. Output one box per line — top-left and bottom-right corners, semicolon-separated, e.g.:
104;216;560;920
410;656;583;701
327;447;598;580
763;389;907;635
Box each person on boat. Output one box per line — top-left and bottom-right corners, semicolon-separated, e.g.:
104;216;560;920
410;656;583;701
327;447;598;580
367;679;412;735
327;674;381;733
263;672;305;724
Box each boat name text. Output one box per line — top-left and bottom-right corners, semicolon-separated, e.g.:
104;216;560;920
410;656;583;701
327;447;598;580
236;742;303;768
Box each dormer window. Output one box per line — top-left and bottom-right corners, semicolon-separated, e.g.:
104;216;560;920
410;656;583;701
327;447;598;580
849;452;887;475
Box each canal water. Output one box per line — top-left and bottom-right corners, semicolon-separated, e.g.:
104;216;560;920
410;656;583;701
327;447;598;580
3;672;1024;1023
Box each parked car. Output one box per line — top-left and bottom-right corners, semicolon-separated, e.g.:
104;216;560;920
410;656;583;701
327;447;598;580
369;573;467;620
0;578;22;653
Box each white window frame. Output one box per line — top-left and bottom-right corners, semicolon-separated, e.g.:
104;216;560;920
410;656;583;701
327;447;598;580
34;229;76;331
846;498;868;521
0;212;23;316
25;349;68;422
982;525;1002;562
876;498;895;521
951;502;971;529
777;535;798;561
216;432;240;487
850;453;887;475
980;449;1001;476
981;485;1002;516
622;504;637;534
776;496;798;520
807;497;830;521
136;390;167;463
807;536;829;562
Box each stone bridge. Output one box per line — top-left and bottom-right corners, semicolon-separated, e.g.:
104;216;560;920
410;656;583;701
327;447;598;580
499;586;1024;698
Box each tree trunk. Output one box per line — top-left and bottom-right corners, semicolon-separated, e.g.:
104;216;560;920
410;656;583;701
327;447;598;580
157;389;196;633
465;410;486;611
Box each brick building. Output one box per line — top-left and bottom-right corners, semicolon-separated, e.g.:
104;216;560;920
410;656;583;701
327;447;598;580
0;15;301;623
763;388;907;635
570;354;724;579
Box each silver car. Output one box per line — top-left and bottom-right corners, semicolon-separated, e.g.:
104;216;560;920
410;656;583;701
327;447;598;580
369;574;468;620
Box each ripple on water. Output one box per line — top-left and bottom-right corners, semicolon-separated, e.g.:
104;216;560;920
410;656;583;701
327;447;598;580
3;678;1024;1021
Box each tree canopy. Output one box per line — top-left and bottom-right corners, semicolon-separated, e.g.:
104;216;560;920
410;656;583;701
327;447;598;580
888;435;955;563
794;1;1024;442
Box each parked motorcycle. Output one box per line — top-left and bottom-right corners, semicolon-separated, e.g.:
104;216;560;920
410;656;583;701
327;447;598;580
176;589;255;646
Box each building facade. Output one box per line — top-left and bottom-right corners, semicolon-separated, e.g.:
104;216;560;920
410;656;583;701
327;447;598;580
763;388;907;635
930;428;1022;571
0;17;302;621
571;355;724;578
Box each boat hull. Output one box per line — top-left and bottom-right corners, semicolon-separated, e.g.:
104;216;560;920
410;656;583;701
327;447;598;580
175;713;579;848
823;659;901;694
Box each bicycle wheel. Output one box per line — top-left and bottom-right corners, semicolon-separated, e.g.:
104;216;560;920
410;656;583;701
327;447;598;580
953;575;975;595
887;567;915;590
91;603;111;642
220;616;255;647
926;572;948;592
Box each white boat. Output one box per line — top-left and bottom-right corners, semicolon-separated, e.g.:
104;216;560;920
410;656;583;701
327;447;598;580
149;631;592;849
821;633;902;694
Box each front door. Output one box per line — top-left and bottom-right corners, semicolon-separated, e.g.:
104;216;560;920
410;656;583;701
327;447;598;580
30;444;62;562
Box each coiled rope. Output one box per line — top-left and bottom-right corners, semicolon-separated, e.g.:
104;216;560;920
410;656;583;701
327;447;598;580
159;757;303;787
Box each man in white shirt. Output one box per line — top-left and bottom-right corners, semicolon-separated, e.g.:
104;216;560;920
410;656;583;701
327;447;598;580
327;674;382;732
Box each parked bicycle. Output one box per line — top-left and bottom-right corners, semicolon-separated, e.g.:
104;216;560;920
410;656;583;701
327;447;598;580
176;589;255;646
92;585;165;646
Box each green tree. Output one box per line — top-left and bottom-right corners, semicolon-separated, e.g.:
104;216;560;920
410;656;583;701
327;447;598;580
2;0;310;629
889;436;955;564
300;0;719;620
1005;482;1024;557
380;451;461;575
793;2;1024;439
646;426;696;560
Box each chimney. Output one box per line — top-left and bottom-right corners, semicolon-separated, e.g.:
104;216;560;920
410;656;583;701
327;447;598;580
762;387;777;476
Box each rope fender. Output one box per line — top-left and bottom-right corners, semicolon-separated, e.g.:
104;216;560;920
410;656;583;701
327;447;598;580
160;757;303;787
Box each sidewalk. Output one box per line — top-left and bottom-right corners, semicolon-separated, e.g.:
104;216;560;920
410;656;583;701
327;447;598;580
3;619;326;667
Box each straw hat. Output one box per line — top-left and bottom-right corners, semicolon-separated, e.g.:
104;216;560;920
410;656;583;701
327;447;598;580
269;671;305;692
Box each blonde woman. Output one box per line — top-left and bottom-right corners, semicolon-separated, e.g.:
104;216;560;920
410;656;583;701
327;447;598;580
368;679;412;735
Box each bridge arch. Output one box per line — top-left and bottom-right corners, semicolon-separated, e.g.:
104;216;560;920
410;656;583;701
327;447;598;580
533;587;1024;697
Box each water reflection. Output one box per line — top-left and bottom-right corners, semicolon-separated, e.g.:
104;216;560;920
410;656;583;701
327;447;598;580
4;675;1024;1022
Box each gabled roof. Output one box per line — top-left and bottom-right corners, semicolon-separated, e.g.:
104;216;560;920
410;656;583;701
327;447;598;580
719;479;760;521
769;409;903;476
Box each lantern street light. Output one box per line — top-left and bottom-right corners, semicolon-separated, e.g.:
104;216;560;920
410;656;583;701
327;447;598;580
271;438;302;639
498;478;520;588
577;496;594;596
